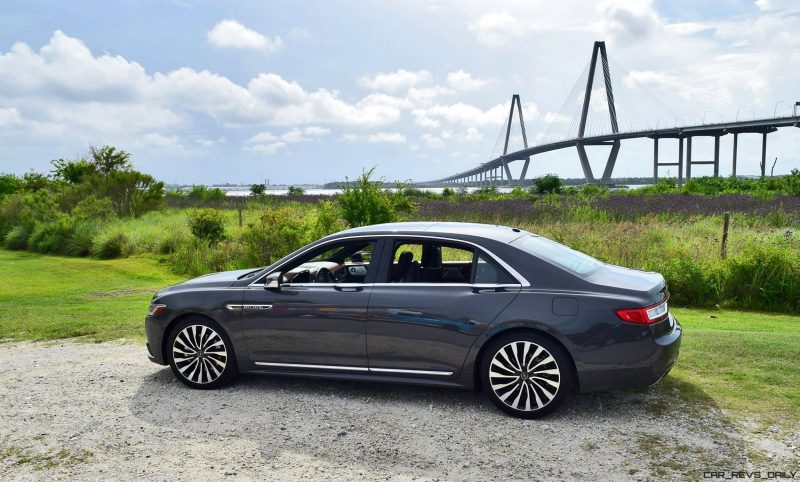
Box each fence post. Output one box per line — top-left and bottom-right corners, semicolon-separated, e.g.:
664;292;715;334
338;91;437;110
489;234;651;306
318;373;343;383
238;208;243;228
721;212;730;259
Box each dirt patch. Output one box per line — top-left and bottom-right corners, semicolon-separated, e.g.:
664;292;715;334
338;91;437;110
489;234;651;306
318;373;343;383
0;341;793;480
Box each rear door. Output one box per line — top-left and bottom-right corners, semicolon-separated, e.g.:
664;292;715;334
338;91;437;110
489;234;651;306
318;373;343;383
365;237;521;376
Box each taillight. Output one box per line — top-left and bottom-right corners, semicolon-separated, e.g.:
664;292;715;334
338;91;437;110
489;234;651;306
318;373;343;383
615;297;669;324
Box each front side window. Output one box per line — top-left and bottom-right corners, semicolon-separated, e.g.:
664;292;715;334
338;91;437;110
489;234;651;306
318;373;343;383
510;234;601;277
281;240;376;284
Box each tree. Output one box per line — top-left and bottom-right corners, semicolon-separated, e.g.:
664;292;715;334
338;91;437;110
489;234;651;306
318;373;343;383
250;184;266;196
89;145;132;174
532;174;562;194
51;158;96;184
288;185;305;196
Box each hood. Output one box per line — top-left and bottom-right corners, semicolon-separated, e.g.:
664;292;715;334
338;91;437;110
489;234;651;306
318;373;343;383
180;268;258;285
585;264;666;303
156;268;259;296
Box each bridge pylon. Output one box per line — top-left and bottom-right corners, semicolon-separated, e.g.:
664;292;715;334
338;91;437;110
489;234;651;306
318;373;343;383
499;94;530;185
576;41;620;184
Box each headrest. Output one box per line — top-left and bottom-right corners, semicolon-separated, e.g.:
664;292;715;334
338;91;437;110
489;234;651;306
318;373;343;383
398;251;413;265
421;245;442;268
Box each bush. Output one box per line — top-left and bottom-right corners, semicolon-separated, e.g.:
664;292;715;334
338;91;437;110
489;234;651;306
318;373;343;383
337;167;397;227
71;195;117;222
532;174;562;194
187;185;226;201
64;222;98;257
0;173;22;197
93;232;129;259
3;224;33;250
287;185;305;196
0;190;60;238
188;208;226;244
250;184;266;196
28;218;76;255
241;206;310;265
724;241;800;312
312;200;343;239
170;239;249;276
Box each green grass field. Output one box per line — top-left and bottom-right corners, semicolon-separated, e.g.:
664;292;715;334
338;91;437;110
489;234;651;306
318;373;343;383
0;249;797;428
0;250;183;341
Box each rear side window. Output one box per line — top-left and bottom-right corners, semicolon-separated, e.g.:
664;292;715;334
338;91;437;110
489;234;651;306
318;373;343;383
510;234;601;276
474;253;516;284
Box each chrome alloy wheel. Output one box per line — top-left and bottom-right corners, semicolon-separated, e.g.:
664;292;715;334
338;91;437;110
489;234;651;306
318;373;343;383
172;325;228;384
488;341;561;412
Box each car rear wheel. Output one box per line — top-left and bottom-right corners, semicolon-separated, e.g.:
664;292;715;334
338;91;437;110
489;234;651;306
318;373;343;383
167;317;237;389
481;333;573;418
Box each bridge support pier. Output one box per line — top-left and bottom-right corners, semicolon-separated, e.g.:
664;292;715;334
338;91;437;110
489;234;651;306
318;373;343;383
761;132;768;178
714;135;720;178
686;137;693;179
732;133;738;178
678;137;684;185
653;138;659;184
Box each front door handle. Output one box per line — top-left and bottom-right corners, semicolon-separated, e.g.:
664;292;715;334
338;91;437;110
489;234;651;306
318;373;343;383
334;285;363;292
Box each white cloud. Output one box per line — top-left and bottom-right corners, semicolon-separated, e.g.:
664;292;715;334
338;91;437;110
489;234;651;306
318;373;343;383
413;101;539;127
207;20;282;52
421;133;446;148
470;12;524;47
359;69;432;92
244;141;286;155
246;131;278;143
367;131;406;143
303;126;331;136
446;70;490;91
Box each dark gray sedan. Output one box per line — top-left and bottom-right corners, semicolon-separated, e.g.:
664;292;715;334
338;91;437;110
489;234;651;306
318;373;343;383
145;222;681;418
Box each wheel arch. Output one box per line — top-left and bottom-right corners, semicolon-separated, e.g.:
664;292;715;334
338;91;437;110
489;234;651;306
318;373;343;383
472;326;579;393
161;311;235;364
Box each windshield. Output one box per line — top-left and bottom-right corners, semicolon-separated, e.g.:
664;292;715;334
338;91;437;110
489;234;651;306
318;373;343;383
510;234;602;277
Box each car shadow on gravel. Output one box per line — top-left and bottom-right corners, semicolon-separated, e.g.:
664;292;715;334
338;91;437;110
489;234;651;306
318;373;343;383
129;366;748;479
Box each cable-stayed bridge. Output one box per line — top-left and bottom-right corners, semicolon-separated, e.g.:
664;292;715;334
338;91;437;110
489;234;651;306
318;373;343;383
416;41;800;187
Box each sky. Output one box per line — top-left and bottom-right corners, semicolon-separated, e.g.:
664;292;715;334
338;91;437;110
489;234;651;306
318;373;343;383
0;0;799;185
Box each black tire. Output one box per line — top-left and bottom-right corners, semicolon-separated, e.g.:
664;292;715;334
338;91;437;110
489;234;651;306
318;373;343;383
167;317;238;389
480;332;573;419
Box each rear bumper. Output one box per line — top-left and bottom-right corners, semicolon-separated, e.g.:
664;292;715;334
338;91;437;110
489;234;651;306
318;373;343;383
576;313;682;393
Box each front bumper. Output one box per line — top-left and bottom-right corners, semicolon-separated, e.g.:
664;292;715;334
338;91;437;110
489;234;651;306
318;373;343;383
145;315;168;365
576;313;682;393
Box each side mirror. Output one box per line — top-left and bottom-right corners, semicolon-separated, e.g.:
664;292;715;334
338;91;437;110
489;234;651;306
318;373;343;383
264;271;283;289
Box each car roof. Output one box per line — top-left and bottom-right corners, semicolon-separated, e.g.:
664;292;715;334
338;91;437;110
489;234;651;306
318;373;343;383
334;222;528;243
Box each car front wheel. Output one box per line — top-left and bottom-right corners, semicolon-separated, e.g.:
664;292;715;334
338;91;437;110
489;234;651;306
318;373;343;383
481;333;573;418
167;318;237;389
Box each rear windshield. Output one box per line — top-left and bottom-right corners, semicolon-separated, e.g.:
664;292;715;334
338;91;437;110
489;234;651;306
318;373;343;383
510;234;602;277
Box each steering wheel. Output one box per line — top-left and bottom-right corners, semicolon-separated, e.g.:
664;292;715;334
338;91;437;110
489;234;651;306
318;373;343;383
315;267;336;283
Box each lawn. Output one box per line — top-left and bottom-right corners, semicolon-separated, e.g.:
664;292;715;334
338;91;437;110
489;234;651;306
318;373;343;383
0;250;184;341
0;249;797;428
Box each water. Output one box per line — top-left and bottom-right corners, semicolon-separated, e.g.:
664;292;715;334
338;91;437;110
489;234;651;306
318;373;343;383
219;184;650;197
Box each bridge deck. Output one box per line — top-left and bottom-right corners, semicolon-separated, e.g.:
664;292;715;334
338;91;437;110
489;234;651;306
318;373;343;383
420;116;800;185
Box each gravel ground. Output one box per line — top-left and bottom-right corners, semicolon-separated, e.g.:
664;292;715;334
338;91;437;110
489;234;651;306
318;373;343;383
0;340;795;481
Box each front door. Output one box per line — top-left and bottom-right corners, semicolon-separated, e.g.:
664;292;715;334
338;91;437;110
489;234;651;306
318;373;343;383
366;238;521;375
242;239;379;368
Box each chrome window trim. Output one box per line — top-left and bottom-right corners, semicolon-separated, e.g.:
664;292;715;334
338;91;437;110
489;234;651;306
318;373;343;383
254;361;453;376
248;234;529;287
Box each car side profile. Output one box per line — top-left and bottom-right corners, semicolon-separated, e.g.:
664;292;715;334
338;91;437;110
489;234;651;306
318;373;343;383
145;222;681;418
